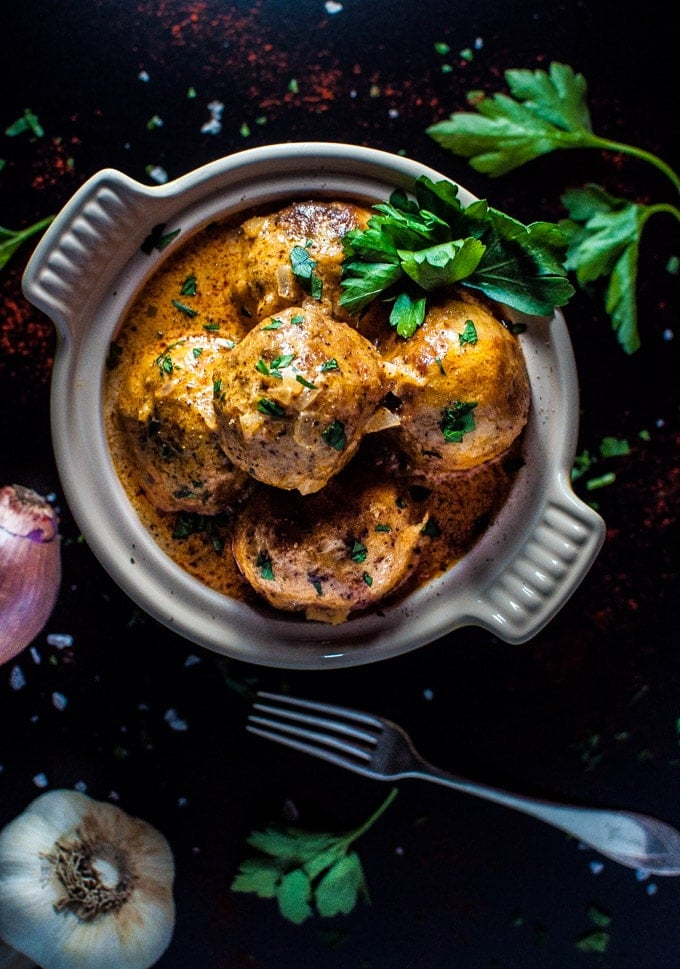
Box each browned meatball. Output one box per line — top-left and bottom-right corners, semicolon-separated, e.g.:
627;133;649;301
213;304;385;494
381;291;530;475
116;330;249;513
234;199;373;322
232;475;428;623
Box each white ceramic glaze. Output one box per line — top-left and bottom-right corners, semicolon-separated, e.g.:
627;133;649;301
22;142;605;669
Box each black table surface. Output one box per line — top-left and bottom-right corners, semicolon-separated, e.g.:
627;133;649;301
1;1;679;966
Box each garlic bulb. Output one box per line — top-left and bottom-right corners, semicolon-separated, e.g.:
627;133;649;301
0;789;175;969
0;485;61;666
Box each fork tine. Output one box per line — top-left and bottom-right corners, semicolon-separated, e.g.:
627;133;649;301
254;691;384;731
246;691;382;774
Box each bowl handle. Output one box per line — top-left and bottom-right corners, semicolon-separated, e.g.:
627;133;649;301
469;474;606;644
22;169;162;339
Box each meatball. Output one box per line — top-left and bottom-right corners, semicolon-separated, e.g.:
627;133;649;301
234;199;373;322
381;291;530;475
213;304;385;494
232;475;428;623
116;330;249;513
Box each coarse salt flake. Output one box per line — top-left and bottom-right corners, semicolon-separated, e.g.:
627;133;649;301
325;1;343;13
33;773;49;789
589;860;604;875
164;709;189;731
201;100;224;135
148;166;169;185
52;692;68;711
47;633;73;649
9;665;26;691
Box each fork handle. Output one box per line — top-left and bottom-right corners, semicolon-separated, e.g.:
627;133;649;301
407;768;680;875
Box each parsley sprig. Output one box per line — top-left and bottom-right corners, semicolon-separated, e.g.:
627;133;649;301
427;61;680;353
231;788;397;924
0;216;55;271
339;175;573;338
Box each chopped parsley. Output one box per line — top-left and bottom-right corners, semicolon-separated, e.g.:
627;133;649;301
141;223;181;254
349;541;368;563
296;374;317;389
5;108;44;138
172;299;198;318
256;550;275;580
256;353;296;379
321;420;346;451
154;338;187;376
320;358;340;372
258;398;286;417
290;243;323;299
180;274;197;296
213;378;225;400
440;401;477;442
459;319;478;345
171;512;223;552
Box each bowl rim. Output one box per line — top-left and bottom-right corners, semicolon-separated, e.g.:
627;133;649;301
23;142;605;669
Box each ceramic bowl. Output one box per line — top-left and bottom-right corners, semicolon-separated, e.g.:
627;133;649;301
22;142;605;669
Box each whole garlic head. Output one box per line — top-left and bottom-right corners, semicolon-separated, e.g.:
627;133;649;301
0;789;175;969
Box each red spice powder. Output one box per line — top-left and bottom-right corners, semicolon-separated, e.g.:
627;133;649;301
0;265;55;393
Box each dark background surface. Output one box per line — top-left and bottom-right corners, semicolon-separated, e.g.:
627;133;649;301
1;0;679;966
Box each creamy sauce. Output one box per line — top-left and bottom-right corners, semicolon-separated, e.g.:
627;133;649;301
104;204;525;618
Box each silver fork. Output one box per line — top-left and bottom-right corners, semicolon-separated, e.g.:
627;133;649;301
247;691;680;876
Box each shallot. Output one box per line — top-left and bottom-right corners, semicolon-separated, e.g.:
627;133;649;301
0;485;61;666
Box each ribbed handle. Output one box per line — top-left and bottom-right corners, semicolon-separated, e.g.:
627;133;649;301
471;475;605;643
21;169;160;339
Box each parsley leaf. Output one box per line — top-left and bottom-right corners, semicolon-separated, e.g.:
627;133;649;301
340;175;573;334
426;61;680;352
560;185;646;354
5;108;45;139
0;216;54;271
231;789;397;924
290;243;323;298
427;62;599;177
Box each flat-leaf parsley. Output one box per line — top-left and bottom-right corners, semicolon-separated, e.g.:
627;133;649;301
427;61;680;353
231;788;397;924
339;175;573;338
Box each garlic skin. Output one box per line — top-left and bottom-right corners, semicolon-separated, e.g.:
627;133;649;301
0;485;61;666
0;789;175;969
